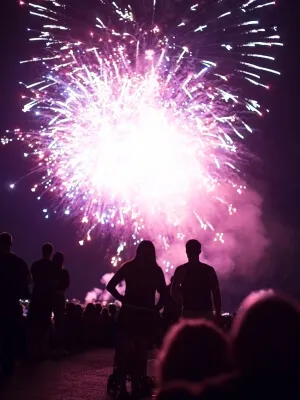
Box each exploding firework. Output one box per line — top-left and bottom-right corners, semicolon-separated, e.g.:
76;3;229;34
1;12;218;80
3;0;282;271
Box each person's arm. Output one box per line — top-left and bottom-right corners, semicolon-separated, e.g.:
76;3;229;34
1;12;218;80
170;268;185;305
211;268;221;321
155;268;167;311
106;265;126;303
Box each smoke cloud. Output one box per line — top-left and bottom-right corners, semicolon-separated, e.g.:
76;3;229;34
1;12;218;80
85;188;270;304
84;272;125;305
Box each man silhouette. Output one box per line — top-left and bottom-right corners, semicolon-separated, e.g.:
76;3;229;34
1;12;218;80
29;243;55;357
0;232;30;380
171;239;221;321
31;243;54;287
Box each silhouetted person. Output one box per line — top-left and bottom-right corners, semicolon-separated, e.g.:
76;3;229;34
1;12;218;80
232;290;300;375
52;252;70;352
0;232;30;380
29;242;55;357
107;240;167;399
197;291;300;400
157;319;232;388
31;243;54;285
171;240;221;321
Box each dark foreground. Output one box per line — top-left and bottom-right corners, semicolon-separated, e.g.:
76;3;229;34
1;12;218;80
0;350;156;400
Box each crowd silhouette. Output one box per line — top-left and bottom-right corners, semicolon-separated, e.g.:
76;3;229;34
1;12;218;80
1;232;300;400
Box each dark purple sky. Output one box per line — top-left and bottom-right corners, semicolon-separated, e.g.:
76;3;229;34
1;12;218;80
0;0;299;308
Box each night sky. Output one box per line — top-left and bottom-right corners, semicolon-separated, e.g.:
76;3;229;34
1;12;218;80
0;0;299;309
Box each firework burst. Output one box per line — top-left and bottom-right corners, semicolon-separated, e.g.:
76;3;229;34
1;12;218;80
3;0;282;270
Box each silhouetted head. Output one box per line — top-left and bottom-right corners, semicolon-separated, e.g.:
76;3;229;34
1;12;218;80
53;251;64;269
158;319;232;386
135;240;157;266
42;242;53;259
232;290;300;377
0;232;13;253
186;239;201;260
84;303;95;316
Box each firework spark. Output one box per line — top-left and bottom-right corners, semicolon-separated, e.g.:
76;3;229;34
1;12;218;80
4;0;282;270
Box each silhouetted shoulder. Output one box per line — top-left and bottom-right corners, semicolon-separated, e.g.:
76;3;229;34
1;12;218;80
120;260;134;272
156;265;165;275
114;260;135;281
18;255;28;268
202;263;216;272
173;264;189;281
10;253;29;273
30;258;53;284
175;263;189;272
0;253;30;289
123;260;135;267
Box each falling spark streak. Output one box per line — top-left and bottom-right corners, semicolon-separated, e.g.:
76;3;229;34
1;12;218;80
255;2;275;9
241;41;283;47
245;77;269;88
238;70;261;79
239;20;259;26
240;61;281;75
243;53;275;60
242;0;256;7
3;0;282;269
29;11;58;21
218;12;231;19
